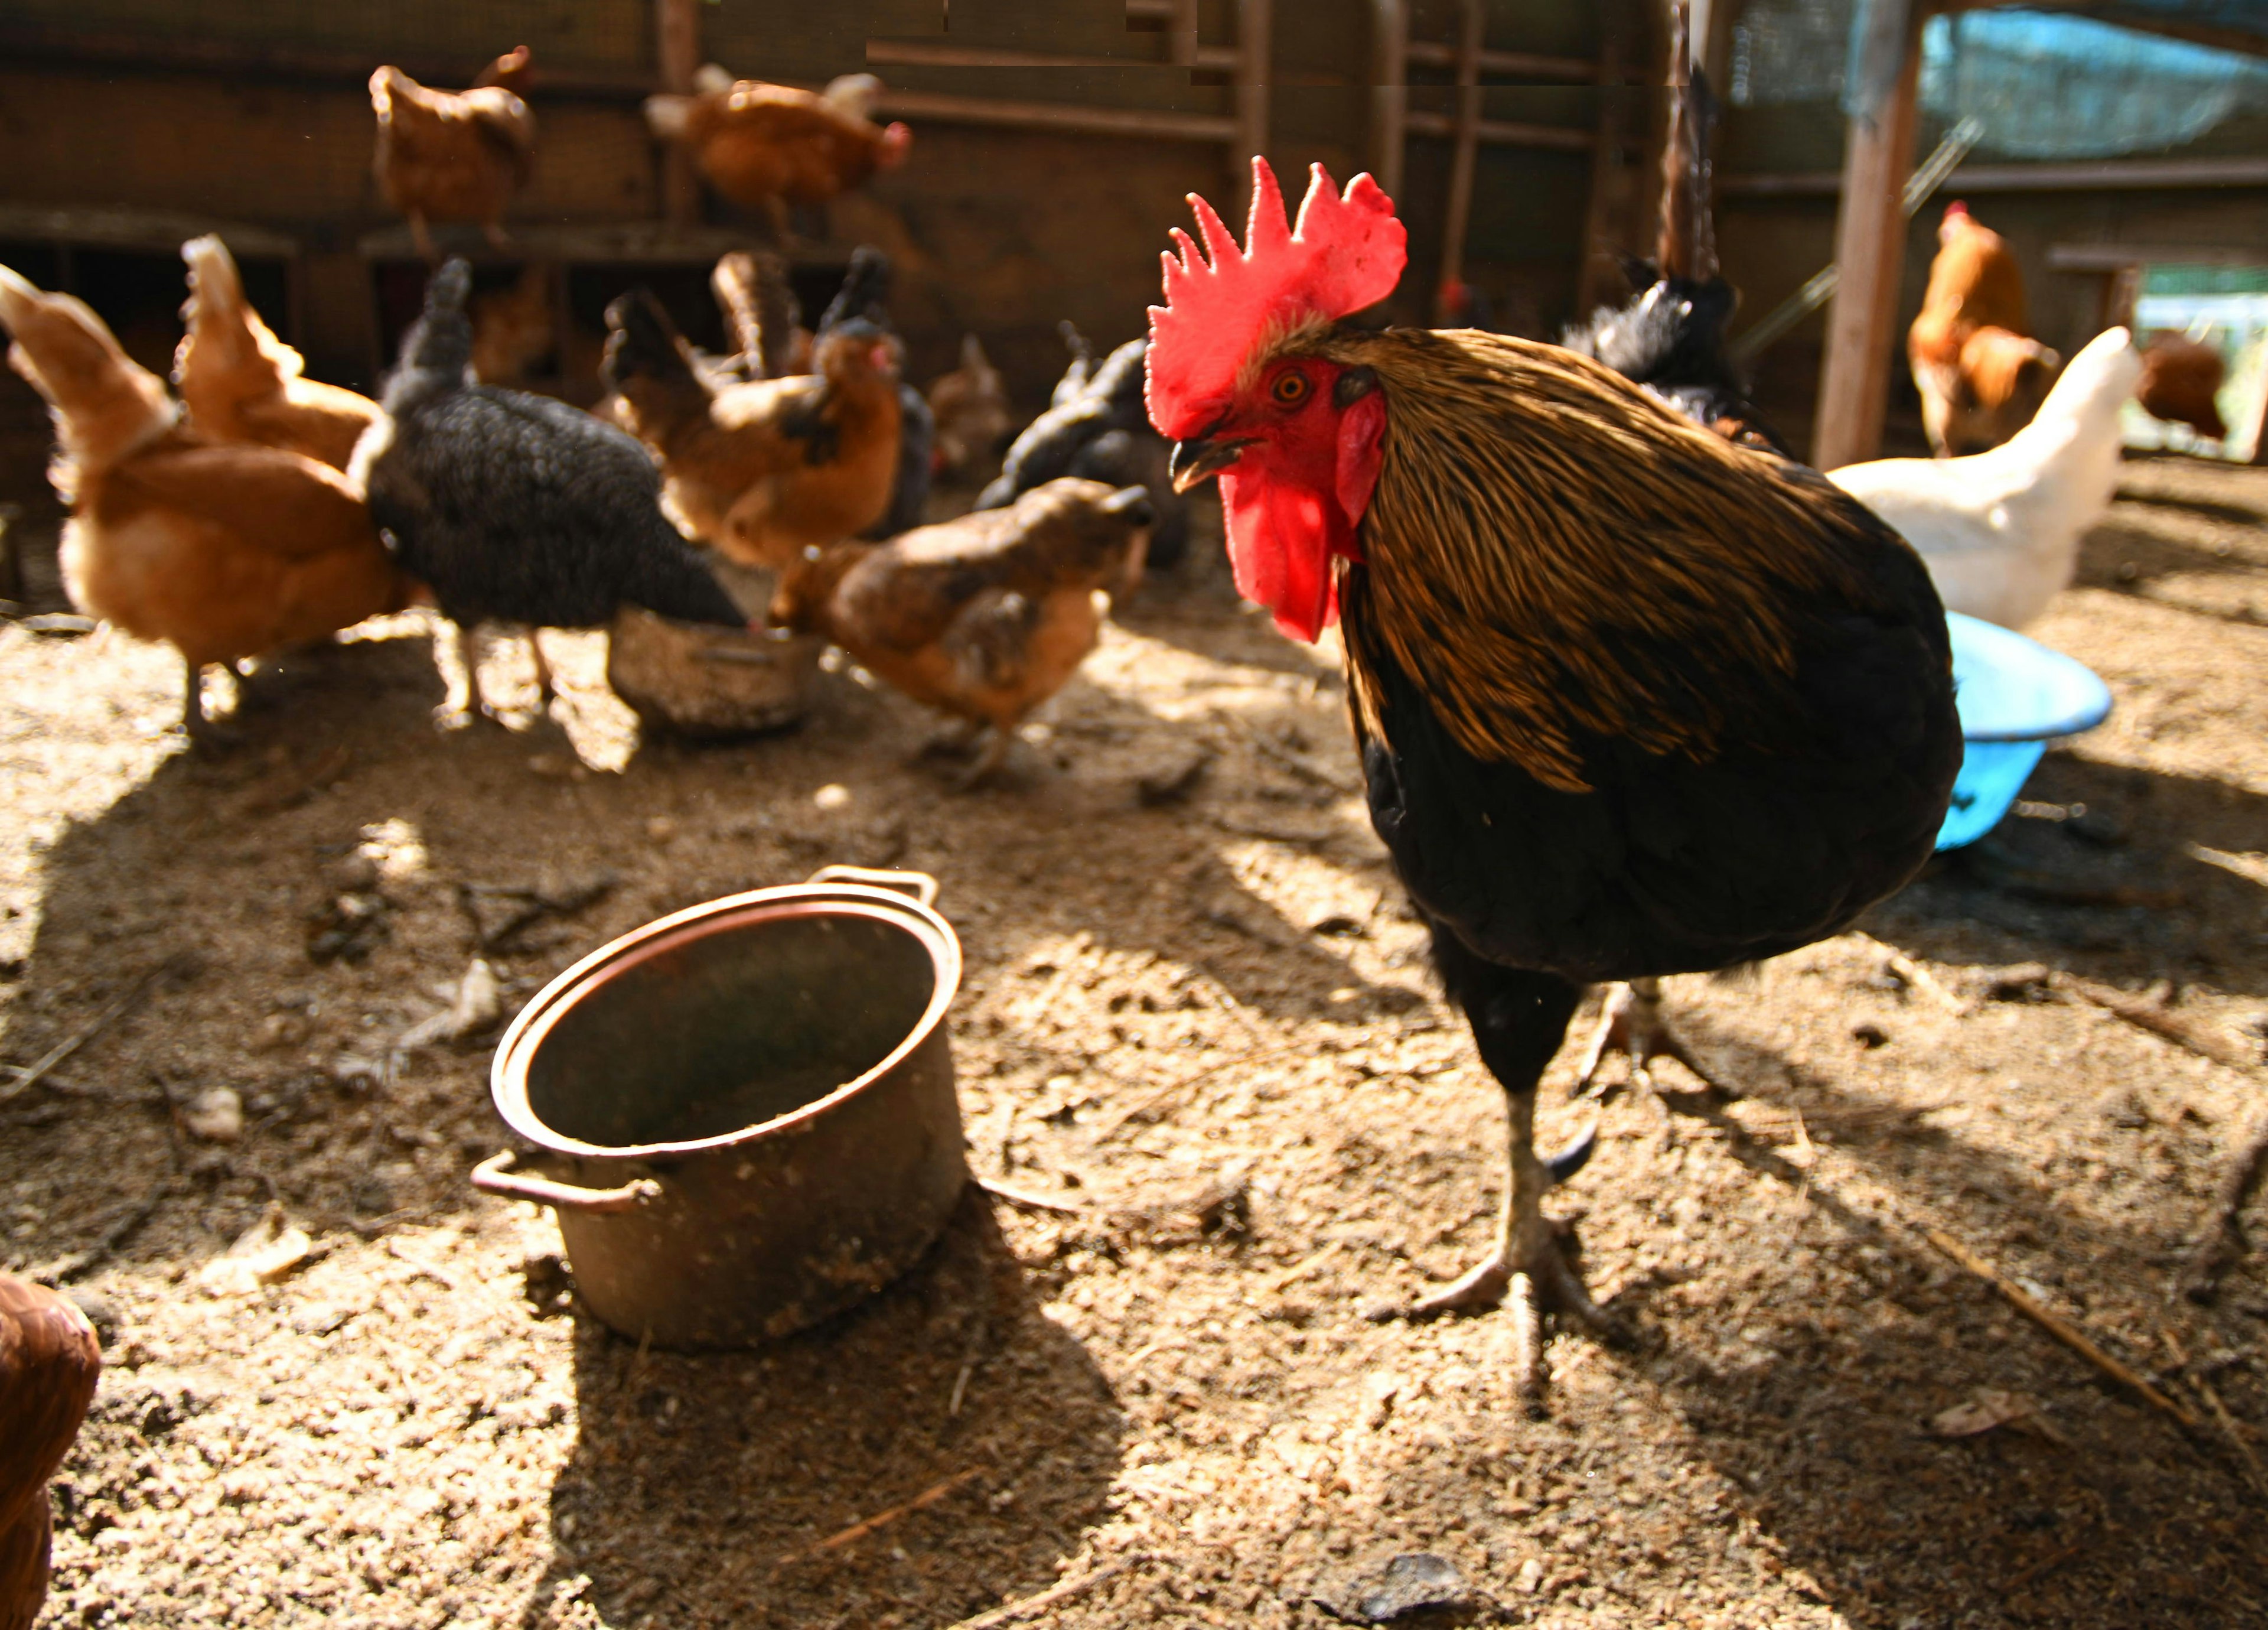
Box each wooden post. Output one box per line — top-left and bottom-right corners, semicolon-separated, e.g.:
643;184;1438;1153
1574;21;1628;317
1371;0;1407;200
1168;0;1200;66
656;0;701;230
1434;0;1485;322
1811;0;1922;470
1234;0;1273;213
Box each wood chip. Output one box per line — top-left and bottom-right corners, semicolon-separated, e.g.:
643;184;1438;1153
946;1555;1143;1629
2050;974;2257;1072
775;1469;980;1566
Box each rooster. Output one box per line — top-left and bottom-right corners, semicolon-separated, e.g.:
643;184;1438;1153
2;265;410;746
0;1274;102;1630
1908;202;2060;457
1560;15;1787;457
174;235;380;470
1149;161;1960;1403
1831;327;2142;630
644;67;911;243
370;48;537;262
352;261;747;723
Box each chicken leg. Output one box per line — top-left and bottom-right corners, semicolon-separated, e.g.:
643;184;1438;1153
1570;976;1729;1098
1381;928;1617;1408
181;655;237;750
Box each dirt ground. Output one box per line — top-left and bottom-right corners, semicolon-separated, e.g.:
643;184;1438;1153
4;456;2266;1630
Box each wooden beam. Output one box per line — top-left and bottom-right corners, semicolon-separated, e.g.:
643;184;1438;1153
865;39;1235;70
1723;154;2268;195
1402;110;1593;152
1812;0;1922;471
2049;242;2268;272
656;0;701;230
1234;0;1273;212
874;88;1238;143
1403;40;1596;80
1433;0;1486;322
1370;0;1408;199
1167;0;1201;67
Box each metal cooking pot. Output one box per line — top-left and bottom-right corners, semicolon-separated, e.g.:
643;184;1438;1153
474;866;966;1348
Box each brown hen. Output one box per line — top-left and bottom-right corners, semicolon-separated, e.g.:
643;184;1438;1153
174;235;380;470
1;265;409;746
1907;202;2059;456
370;47;537;260
644;69;911;241
771;479;1151;785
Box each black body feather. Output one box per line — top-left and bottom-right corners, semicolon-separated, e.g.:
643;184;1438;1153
365;261;744;631
979;337;1188;568
1560;276;1790;457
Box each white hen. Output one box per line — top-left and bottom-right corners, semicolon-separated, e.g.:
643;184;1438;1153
1829;327;2142;630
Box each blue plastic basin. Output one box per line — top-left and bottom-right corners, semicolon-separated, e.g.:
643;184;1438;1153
1936;612;2113;850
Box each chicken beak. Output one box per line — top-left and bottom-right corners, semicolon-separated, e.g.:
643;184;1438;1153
1169;435;1253;493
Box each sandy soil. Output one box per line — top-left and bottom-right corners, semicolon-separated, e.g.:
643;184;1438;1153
3;458;2266;1630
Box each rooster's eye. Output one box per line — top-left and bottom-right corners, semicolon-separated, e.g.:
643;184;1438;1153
1270;370;1311;408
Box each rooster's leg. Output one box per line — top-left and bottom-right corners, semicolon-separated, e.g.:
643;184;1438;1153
1382;930;1616;1407
1570;977;1729;1098
523;627;555;711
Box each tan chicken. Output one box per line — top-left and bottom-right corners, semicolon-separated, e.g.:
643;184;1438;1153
1;1273;102;1630
1908;201;2059;456
927;334;1012;479
644;68;911;240
370;47;537;260
710;249;809;382
174;235;380;470
601;289;902;568
770;478;1152;785
0;265;409;746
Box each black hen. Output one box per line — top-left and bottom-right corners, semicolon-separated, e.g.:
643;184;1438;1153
818;246;933;536
1559;30;1788;458
355;259;745;718
979;335;1188;569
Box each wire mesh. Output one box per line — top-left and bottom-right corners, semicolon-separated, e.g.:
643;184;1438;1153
14;0;656;74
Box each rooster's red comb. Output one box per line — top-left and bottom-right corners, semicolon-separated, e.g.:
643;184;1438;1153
1145;158;1406;439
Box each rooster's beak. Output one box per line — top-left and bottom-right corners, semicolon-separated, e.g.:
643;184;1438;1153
1169;435;1253;493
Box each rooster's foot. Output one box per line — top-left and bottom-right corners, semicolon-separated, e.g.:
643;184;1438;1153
1571;977;1731;1098
1377;1229;1622;1411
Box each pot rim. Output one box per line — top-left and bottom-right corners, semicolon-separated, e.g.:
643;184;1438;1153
489;881;963;1162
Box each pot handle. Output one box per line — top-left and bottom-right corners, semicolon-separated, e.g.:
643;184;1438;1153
471;1151;660;1214
806;865;939;908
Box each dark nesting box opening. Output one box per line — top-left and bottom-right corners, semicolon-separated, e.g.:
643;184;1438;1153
523;912;936;1150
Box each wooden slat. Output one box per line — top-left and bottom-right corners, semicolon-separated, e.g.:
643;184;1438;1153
873;88;1237;144
1404;40;1596;80
865;38;1233;70
1435;0;1487;322
1370;0;1409;198
2049;242;2268;271
0;203;298;258
1812;0;1922;471
656;0;701;230
0;22;656;99
1403;110;1593;153
1235;0;1273;210
1723;155;2268;196
1574;22;1632;317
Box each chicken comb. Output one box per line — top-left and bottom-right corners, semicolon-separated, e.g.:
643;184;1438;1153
1144;157;1406;439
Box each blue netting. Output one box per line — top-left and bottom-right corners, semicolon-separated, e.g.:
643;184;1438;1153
1731;0;2268;162
1919;10;2268;159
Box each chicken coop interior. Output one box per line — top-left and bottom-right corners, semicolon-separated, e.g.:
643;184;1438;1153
4;2;2268;1628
